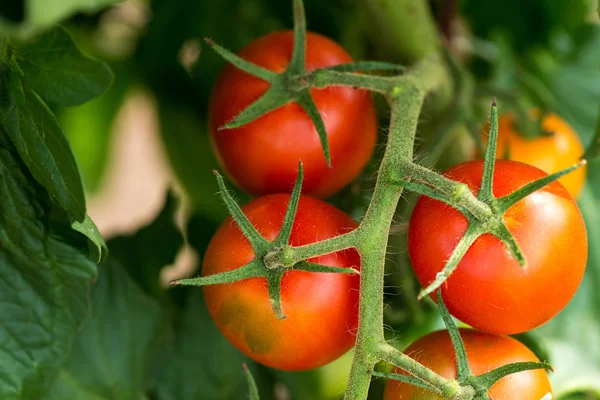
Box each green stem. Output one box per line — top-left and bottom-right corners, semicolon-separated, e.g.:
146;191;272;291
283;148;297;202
393;161;492;221
377;343;467;397
265;230;357;268
0;37;10;65
363;0;441;63
345;59;453;399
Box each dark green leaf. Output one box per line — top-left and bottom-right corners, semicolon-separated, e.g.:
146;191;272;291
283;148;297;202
45;260;168;400
0;71;86;222
462;0;595;53
108;192;183;298
0;131;97;399
16;27;113;106
537;27;600;145
151;290;272;400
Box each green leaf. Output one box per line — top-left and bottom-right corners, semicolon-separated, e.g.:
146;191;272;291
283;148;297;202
0;0;123;38
0;71;86;222
16;27;114;106
70;214;107;263
108;191;183;298
536;26;600;145
151;290;271;400
59;62;128;193
44;259;168;400
0;131;97;399
462;0;595;53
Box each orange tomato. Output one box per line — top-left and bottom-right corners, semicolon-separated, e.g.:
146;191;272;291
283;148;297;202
483;112;586;198
384;329;552;399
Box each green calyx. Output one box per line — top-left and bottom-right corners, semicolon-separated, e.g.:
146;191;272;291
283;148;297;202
206;0;404;167
382;292;552;398
394;99;586;299
170;162;358;320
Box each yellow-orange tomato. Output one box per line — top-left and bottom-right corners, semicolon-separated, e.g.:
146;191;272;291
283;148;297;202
483;112;586;198
384;329;552;400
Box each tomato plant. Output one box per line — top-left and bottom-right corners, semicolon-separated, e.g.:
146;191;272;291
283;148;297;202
383;329;552;399
2;0;599;399
408;159;588;334
208;30;378;198
483;111;587;198
201;193;360;371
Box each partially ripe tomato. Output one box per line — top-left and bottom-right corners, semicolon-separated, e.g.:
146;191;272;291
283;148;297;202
484;112;586;198
408;160;587;334
202;194;360;371
208;31;378;198
384;329;552;399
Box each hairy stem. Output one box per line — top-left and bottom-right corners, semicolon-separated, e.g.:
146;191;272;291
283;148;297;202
345;57;453;399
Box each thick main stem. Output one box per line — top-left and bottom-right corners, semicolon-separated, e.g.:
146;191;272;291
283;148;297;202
344;67;443;398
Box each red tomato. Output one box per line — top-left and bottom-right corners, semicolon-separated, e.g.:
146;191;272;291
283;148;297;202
384;329;552;399
202;194;360;370
208;31;378;198
408;160;587;334
483;111;586;198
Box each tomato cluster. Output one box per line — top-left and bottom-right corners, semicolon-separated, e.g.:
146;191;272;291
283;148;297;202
198;21;587;399
203;30;370;371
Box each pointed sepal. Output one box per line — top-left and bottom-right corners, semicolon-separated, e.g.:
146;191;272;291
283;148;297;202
418;225;482;299
436;291;472;380
479;98;499;202
275;161;304;246
214;170;269;251
242;363;261;400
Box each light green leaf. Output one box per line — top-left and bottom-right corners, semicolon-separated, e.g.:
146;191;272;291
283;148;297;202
0;71;86;222
45;260;167;400
0;131;97;399
17;27;113;106
70;214;107;263
0;0;123;38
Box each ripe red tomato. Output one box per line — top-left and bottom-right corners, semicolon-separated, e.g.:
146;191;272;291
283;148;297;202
208;30;378;198
383;329;552;399
408;160;587;334
484;111;586;198
202;194;360;371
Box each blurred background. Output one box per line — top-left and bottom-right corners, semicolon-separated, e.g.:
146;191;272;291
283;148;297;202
2;0;599;399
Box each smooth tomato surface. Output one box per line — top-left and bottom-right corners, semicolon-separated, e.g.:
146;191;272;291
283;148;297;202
408;160;587;334
484;112;586;198
208;30;377;198
202;194;360;370
384;329;552;399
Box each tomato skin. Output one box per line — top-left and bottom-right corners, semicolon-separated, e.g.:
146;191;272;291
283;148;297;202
408;160;587;334
208;31;378;198
383;329;552;399
202;194;360;371
486;112;586;198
